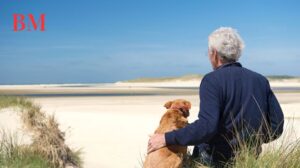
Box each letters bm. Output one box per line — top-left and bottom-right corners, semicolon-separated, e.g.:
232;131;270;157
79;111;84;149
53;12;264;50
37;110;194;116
13;14;45;32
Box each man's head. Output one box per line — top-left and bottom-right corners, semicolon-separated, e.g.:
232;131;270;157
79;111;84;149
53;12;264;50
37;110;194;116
208;27;245;69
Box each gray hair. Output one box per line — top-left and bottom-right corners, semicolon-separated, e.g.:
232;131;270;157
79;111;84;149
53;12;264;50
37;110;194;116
208;27;245;62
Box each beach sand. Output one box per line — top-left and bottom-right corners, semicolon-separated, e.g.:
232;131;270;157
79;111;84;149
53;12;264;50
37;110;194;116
0;84;299;168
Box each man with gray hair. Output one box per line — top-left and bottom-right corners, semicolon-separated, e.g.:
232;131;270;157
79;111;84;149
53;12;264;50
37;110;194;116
147;27;284;167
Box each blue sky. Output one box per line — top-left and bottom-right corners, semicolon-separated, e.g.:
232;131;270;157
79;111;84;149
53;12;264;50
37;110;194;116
0;0;299;84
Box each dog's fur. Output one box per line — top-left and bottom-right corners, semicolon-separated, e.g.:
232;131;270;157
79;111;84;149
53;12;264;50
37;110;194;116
144;99;191;168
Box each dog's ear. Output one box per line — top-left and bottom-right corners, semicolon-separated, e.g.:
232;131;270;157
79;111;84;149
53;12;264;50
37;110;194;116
164;101;173;109
184;101;191;109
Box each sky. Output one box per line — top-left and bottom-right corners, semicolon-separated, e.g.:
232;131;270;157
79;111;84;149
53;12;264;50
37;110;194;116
0;0;299;84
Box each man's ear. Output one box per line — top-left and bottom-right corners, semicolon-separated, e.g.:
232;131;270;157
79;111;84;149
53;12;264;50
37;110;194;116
212;49;218;62
210;48;219;70
164;101;173;109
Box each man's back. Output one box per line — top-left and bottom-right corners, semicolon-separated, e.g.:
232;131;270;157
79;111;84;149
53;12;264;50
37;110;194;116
198;62;284;163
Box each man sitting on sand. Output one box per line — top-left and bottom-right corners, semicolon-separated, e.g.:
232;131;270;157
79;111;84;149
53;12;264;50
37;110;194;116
147;27;284;167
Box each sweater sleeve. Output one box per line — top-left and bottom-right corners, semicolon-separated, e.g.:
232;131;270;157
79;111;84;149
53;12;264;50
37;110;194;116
165;76;221;146
265;81;284;142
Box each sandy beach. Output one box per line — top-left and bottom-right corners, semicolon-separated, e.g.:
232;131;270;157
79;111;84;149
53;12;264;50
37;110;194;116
0;81;300;168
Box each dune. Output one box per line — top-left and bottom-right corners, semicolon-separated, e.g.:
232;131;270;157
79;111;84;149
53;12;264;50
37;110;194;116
0;97;81;168
0;108;32;145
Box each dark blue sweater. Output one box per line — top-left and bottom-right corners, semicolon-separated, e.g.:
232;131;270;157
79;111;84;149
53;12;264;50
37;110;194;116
165;62;284;163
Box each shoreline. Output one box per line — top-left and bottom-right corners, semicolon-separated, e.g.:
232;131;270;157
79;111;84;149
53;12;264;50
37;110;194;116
1;83;300;97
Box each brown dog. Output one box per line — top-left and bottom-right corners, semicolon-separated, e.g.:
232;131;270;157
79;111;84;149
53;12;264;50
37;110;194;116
144;99;191;168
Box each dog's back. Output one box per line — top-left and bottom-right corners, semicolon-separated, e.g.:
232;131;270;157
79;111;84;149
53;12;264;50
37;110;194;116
144;107;189;168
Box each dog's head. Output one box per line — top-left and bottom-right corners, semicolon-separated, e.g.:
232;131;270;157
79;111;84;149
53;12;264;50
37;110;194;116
164;99;191;118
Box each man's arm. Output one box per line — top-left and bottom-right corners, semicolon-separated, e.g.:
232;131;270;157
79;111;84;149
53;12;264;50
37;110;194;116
265;82;284;142
165;76;221;146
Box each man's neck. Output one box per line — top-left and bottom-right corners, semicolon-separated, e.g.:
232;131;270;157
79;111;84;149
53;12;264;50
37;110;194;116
214;62;224;70
215;61;238;70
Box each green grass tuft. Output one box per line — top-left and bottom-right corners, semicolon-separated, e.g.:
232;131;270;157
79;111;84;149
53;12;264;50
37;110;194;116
0;130;52;168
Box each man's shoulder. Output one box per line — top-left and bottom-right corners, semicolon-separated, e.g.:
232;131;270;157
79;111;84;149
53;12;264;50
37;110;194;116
201;72;220;87
202;71;217;82
203;65;269;83
242;67;269;82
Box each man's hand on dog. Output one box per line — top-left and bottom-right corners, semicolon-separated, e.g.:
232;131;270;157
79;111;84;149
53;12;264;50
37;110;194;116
147;133;166;154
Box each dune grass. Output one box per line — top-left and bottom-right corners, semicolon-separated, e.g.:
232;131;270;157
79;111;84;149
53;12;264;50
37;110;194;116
232;141;300;168
182;123;300;168
0;96;82;168
0;130;52;167
180;142;300;168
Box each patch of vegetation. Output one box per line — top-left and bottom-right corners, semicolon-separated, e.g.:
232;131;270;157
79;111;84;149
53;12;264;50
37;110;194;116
123;74;300;83
122;74;203;83
0;130;52;168
183;120;300;168
182;140;300;168
266;75;297;80
0;96;82;168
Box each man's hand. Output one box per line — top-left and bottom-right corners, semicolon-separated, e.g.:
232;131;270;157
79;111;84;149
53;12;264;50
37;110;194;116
147;134;166;154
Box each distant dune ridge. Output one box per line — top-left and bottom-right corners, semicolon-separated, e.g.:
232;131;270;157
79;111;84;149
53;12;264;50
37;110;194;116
120;74;299;83
121;74;204;83
116;74;300;88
